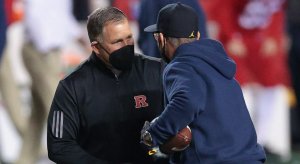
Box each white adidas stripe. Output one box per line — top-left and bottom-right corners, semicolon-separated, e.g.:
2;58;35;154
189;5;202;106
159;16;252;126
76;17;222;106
52;111;64;138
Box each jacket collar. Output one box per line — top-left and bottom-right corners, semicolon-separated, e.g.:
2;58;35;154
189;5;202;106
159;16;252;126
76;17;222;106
89;52;130;78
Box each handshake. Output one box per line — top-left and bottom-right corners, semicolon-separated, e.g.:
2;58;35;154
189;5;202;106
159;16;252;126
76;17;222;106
140;117;192;156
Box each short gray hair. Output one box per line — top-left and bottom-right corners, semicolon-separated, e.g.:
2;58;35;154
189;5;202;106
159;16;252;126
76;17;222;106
87;7;127;42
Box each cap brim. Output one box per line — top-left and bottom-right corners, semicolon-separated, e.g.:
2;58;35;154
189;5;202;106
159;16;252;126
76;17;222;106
144;24;158;32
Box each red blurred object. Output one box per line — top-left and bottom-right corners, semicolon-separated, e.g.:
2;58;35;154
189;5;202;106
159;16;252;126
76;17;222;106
112;0;140;21
201;0;289;87
5;0;23;24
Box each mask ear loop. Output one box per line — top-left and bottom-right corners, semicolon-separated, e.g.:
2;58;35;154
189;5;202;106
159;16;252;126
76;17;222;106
91;41;110;55
161;34;168;55
161;37;171;63
163;38;167;53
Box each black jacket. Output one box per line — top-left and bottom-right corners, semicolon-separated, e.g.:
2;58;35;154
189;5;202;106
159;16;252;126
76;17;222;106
47;53;165;164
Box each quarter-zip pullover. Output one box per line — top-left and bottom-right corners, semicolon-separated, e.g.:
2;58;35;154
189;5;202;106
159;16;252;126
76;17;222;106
47;52;165;164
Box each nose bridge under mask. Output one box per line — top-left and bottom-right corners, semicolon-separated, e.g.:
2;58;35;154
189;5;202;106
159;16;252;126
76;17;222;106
109;45;135;70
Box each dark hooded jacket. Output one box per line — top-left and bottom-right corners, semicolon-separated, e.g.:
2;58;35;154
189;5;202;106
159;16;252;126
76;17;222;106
148;39;266;164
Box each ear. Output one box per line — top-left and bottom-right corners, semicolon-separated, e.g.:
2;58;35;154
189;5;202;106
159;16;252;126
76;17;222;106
158;33;165;47
91;41;100;54
196;31;201;40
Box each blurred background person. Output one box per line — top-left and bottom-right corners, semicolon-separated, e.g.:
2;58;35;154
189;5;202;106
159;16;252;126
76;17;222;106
15;0;87;163
0;0;27;140
201;0;291;161
137;0;208;57
72;0;89;22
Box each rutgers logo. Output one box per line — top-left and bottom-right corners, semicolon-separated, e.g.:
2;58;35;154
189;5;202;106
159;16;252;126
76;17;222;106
134;95;149;109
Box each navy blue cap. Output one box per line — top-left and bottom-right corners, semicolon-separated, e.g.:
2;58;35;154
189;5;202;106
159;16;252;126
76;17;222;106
144;3;199;38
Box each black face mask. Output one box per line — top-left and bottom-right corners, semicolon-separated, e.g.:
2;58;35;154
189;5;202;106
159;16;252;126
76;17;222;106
100;45;135;70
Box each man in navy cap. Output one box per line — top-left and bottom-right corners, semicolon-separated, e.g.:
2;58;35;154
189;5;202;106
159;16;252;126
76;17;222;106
137;0;208;58
140;3;266;164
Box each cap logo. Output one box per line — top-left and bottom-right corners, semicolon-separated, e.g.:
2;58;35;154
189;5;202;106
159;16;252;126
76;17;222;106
189;31;195;38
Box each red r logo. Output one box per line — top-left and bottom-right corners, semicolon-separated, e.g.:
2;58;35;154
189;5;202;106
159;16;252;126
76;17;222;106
134;95;149;109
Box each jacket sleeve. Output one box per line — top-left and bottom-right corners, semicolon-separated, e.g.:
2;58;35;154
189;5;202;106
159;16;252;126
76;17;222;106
47;81;108;164
148;63;207;145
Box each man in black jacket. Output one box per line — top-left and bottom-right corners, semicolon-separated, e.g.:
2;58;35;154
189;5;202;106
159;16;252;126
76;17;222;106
47;7;166;163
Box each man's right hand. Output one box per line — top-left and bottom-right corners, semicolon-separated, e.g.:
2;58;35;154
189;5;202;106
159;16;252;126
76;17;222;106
140;121;153;147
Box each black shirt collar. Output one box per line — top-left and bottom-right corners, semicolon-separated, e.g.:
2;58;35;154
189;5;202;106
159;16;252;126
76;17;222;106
89;52;125;77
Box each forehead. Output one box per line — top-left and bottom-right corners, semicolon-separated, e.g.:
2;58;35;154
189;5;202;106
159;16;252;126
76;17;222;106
102;19;132;42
